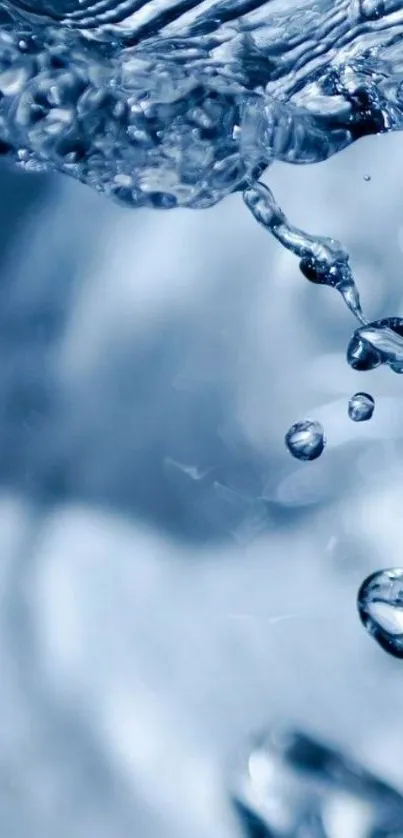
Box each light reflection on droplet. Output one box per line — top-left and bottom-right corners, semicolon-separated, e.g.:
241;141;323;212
285;420;326;461
358;568;403;657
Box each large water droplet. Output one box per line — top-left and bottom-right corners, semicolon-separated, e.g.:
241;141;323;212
358;568;403;658
348;392;375;422
347;317;403;372
285;420;325;461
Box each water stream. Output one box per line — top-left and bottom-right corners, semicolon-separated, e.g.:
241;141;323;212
1;2;403;834
0;1;402;448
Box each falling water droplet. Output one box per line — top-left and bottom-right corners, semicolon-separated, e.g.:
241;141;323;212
348;392;375;422
347;317;403;372
285;420;325;461
358;568;403;658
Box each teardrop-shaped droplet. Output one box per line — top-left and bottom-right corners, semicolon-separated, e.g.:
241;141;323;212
348;392;375;422
358;568;403;658
285;420;325;461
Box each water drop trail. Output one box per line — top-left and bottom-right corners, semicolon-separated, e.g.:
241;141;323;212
243;181;367;324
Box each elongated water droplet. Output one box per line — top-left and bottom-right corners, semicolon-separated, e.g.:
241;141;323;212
348;392;375;422
244;182;365;323
285;420;325;461
347;317;403;372
358;568;403;658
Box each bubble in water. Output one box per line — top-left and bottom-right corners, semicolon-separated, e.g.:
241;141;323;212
348;392;375;422
347;317;403;372
358;568;403;658
285;420;325;461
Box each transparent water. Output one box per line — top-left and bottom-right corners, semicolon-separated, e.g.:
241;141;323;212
285;419;326;461
232;727;403;837
2;1;403;836
348;392;375;421
358;568;403;658
0;0;403;444
0;0;402;209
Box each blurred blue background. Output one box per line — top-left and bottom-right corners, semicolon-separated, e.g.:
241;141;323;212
1;130;403;835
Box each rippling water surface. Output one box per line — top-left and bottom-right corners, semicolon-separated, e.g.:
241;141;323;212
0;0;402;206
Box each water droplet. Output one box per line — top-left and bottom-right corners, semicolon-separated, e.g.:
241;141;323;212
348;392;375;422
285;420;325;461
358;568;403;658
347;317;403;372
363;173;371;181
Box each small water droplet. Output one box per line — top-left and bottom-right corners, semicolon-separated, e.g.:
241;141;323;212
358;568;403;657
348;392;375;421
363;173;371;181
285;420;325;461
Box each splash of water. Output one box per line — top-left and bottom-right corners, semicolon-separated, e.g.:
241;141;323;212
1;0;403;451
0;0;403;207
